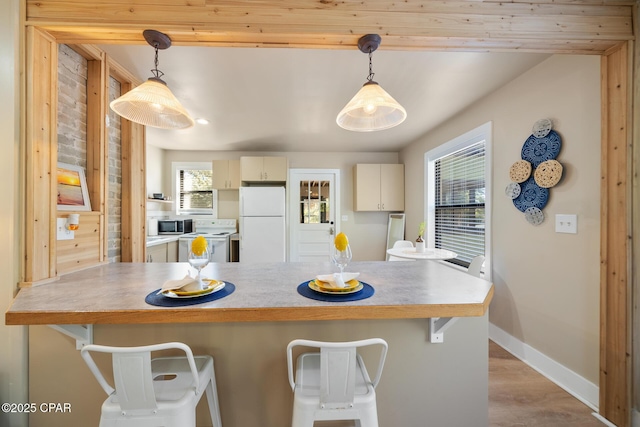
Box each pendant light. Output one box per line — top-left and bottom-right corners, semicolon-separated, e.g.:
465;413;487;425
110;30;195;130
336;34;406;132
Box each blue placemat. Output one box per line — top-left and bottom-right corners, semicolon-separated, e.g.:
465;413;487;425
297;281;374;302
145;282;236;307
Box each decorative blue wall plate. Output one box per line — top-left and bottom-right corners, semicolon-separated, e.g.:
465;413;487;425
521;130;562;168
512;177;549;212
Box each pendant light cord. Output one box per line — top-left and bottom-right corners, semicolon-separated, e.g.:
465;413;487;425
151;43;165;80
367;48;375;82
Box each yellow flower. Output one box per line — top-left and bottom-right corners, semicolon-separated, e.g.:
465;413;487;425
191;236;208;256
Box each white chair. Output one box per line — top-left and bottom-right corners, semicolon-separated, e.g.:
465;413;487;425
80;342;222;427
287;338;388;427
388;240;415;261
467;255;485;278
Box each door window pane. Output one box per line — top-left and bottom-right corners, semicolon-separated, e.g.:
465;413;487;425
300;180;331;224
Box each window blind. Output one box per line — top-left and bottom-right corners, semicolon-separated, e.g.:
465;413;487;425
434;141;485;267
178;169;213;214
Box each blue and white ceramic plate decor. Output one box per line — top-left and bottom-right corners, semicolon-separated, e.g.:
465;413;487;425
524;207;545;225
532;118;553;138
512;177;549;212
505;182;521;199
521;130;562;168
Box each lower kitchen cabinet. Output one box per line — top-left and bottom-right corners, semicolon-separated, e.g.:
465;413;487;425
146;240;179;263
167;240;178;262
147;244;167;263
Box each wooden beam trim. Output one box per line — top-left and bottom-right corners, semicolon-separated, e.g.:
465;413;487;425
24;27;58;283
23;15;632;42
26;0;634;18
599;41;631;427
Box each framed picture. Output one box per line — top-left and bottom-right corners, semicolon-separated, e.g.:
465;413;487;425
56;162;92;211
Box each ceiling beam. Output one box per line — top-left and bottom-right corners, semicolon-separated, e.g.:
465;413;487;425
26;0;635;54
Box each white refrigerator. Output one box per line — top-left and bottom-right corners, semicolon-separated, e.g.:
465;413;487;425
239;186;286;263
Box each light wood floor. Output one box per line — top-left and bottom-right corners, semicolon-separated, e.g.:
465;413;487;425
489;340;603;426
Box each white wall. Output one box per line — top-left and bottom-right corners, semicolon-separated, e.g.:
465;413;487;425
145;143;164;196
160;150;400;261
400;55;601;384
0;0;29;426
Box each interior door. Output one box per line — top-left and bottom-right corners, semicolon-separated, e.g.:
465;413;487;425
289;170;339;262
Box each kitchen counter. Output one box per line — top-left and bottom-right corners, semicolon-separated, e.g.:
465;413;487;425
145;235;181;247
5;260;492;325
12;261;493;427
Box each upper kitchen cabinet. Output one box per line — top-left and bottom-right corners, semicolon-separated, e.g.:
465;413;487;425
212;159;240;190
240;156;288;182
353;164;405;211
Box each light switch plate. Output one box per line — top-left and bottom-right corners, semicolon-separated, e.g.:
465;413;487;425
57;218;74;240
555;214;577;234
341;215;348;222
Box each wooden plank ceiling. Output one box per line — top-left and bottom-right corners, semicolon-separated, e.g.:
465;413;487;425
27;0;634;54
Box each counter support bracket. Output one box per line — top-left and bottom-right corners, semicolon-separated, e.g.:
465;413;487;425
429;317;458;343
49;324;93;349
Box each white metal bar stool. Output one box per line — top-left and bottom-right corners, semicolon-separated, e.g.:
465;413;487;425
81;342;222;427
287;338;388;427
467;255;485;278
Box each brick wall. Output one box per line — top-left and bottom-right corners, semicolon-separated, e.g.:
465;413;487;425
57;44;87;168
108;77;122;262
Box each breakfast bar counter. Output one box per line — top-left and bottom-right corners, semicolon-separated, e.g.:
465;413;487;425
6;261;493;326
7;261;494;427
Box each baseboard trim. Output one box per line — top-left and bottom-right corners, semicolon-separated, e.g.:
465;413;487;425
592;412;618;426
489;323;599;411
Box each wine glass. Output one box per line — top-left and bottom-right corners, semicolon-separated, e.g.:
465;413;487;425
188;246;210;290
331;243;352;284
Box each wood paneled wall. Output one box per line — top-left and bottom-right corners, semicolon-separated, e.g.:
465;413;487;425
23;27;58;284
56;212;101;273
22;31;146;284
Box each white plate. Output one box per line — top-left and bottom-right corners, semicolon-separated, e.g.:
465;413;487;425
316;272;360;285
308;280;363;295
162;281;225;299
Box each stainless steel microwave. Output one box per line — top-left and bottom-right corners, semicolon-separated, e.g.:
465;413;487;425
157;219;193;235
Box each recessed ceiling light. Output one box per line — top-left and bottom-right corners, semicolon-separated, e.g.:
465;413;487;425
195;118;209;125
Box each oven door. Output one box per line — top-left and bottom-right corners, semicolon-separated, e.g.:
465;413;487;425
208;237;229;263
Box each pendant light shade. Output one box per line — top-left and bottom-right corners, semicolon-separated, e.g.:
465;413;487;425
110;78;195;129
336;81;406;132
337;34;406;132
109;30;194;130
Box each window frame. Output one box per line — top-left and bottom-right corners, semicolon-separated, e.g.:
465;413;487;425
425;122;492;278
171;161;217;217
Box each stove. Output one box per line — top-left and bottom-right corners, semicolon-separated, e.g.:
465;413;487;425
193;219;237;237
178;219;237;262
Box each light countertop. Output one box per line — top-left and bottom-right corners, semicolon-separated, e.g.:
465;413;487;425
5;261;493;326
145;235;181;247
